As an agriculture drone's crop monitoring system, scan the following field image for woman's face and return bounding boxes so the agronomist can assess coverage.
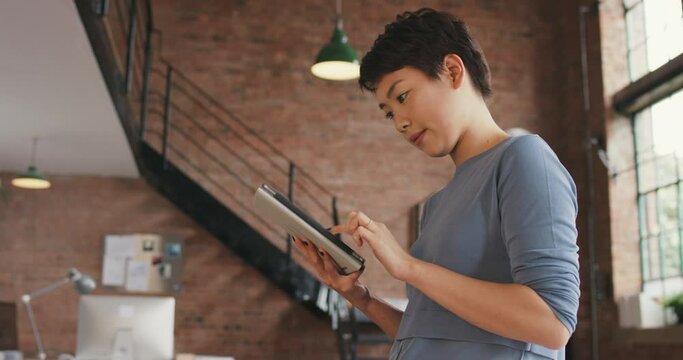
[374,64,469,158]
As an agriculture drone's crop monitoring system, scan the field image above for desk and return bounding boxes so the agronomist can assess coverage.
[0,352,235,360]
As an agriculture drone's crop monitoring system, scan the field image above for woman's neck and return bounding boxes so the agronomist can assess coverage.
[449,107,510,168]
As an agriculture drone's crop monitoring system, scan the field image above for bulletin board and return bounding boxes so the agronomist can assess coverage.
[101,234,184,293]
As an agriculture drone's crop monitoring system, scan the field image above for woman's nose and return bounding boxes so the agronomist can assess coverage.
[394,113,410,132]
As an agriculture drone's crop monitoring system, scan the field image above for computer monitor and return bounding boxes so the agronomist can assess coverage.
[76,295,175,360]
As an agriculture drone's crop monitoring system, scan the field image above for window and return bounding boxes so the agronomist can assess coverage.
[624,0,683,307]
[624,0,683,81]
[634,89,683,285]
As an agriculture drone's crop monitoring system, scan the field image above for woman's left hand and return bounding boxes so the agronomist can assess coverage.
[331,211,415,281]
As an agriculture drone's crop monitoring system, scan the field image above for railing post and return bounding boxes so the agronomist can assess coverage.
[139,28,153,140]
[162,66,173,169]
[124,0,138,94]
[287,162,296,264]
[332,196,339,226]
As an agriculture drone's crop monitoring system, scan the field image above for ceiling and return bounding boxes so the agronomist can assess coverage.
[0,0,138,178]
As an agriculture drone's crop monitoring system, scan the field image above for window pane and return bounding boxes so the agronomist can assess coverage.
[626,0,683,81]
[628,43,649,80]
[652,90,683,191]
[658,186,678,233]
[680,181,683,225]
[635,90,683,193]
[645,191,660,235]
[643,0,683,70]
[651,90,683,157]
[634,107,653,155]
[656,153,678,188]
[676,91,683,180]
[641,238,650,280]
[626,1,646,50]
[638,156,657,193]
[648,235,662,279]
[662,229,681,277]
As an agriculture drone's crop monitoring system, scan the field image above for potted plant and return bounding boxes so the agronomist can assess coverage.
[663,293,683,325]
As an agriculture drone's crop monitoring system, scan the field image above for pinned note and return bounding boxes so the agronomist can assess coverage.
[125,260,149,291]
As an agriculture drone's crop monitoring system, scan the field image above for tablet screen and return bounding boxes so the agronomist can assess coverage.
[262,184,364,264]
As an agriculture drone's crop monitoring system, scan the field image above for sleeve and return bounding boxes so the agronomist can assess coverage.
[497,135,580,334]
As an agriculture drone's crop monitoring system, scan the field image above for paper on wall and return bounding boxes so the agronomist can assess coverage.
[125,259,149,291]
[105,235,137,257]
[102,255,126,286]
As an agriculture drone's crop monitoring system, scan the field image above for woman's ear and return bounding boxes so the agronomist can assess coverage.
[442,54,465,89]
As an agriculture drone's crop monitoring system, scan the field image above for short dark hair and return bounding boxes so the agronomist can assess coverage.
[359,8,492,98]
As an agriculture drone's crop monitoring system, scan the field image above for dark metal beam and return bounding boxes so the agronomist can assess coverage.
[162,66,173,169]
[124,0,138,94]
[74,0,144,173]
[614,53,683,115]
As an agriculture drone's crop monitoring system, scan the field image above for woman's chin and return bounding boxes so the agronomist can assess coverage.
[422,146,450,158]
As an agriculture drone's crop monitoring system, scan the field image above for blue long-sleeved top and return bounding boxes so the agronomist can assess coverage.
[390,135,580,360]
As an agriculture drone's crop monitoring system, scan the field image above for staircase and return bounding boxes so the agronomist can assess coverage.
[76,0,392,358]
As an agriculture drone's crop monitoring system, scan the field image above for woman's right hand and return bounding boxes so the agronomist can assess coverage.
[291,234,366,301]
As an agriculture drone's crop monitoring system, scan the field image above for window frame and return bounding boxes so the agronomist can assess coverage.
[616,0,683,293]
[632,101,683,285]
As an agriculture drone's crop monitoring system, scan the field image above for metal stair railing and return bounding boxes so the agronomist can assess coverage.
[81,0,342,298]
[75,1,400,358]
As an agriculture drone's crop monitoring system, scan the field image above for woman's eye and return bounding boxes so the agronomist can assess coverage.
[385,112,394,121]
[397,92,408,104]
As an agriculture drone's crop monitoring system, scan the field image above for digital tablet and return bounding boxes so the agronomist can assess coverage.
[253,184,364,275]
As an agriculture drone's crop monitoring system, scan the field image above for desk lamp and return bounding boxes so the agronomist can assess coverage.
[21,268,96,360]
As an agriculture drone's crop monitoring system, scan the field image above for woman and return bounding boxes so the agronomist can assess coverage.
[293,8,579,360]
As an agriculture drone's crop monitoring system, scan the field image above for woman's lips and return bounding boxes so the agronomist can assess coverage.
[412,130,426,146]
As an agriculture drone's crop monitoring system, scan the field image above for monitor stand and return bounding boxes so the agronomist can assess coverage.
[112,329,134,360]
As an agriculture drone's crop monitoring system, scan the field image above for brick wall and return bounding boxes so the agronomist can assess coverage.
[0,174,337,359]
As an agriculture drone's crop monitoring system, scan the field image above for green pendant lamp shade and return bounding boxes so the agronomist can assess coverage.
[12,166,51,190]
[12,138,51,190]
[311,1,359,81]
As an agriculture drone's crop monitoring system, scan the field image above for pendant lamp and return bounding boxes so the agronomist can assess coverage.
[12,138,51,190]
[311,0,359,81]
